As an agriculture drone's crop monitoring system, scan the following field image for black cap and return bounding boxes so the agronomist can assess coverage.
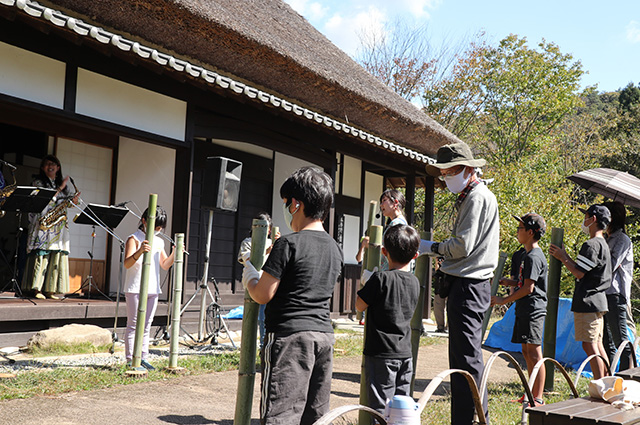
[513,213,546,237]
[578,204,611,227]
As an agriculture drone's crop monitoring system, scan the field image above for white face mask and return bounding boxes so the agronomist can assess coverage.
[581,218,593,235]
[282,202,299,231]
[444,169,471,194]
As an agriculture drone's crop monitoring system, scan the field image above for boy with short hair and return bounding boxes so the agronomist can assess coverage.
[550,204,612,379]
[242,166,344,425]
[356,224,420,421]
[492,213,548,406]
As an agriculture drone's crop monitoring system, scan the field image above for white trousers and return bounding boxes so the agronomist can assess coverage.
[125,292,159,361]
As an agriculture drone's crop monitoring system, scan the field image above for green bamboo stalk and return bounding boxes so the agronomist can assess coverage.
[131,194,157,370]
[168,233,185,369]
[234,218,269,425]
[410,231,431,395]
[544,227,564,391]
[359,224,382,425]
[481,251,508,341]
[358,201,378,322]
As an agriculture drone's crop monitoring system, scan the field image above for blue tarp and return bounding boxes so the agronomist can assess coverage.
[223,305,244,319]
[484,297,637,376]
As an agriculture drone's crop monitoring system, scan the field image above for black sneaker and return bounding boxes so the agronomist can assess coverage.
[140,360,155,371]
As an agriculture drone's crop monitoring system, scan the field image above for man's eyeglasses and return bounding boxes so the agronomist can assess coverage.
[437,166,464,181]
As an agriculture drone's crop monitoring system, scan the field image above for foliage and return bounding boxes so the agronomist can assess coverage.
[478,35,585,165]
[422,38,489,138]
[356,18,483,103]
[361,26,640,300]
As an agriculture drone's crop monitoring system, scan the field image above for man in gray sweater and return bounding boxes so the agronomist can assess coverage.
[420,142,500,425]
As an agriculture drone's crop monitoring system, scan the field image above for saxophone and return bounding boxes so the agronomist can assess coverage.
[0,168,17,218]
[38,177,79,230]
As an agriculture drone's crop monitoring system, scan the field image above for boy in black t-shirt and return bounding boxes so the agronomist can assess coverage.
[550,204,612,379]
[242,167,344,425]
[356,224,420,421]
[492,213,548,406]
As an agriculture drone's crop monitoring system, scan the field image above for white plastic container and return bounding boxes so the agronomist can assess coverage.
[384,395,420,425]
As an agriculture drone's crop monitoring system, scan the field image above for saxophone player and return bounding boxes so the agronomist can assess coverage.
[22,155,80,300]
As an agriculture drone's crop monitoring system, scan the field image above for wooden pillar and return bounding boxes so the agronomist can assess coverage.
[405,173,416,226]
[422,177,435,320]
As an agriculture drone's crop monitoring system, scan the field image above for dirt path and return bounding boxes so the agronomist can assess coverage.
[0,342,524,425]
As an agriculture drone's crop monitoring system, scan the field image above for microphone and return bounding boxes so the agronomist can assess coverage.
[114,201,130,208]
[0,159,16,170]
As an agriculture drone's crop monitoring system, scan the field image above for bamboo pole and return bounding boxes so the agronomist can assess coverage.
[131,194,157,371]
[358,224,382,425]
[167,233,185,371]
[410,231,431,395]
[544,227,564,391]
[481,252,508,341]
[357,201,378,322]
[234,218,269,425]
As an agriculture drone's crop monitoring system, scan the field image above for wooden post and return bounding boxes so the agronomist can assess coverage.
[410,231,431,395]
[544,227,564,391]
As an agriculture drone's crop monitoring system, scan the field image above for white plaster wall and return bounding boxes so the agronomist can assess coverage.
[76,69,187,141]
[342,156,361,198]
[343,214,361,265]
[0,41,65,109]
[56,138,113,260]
[363,171,385,230]
[272,153,317,236]
[108,137,176,295]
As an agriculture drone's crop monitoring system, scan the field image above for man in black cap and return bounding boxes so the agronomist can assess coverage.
[549,204,612,379]
[421,141,500,425]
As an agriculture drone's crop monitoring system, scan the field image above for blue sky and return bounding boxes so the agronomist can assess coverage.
[284,0,640,92]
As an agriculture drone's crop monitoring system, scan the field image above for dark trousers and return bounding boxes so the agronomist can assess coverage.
[604,293,633,371]
[261,331,334,425]
[364,355,413,423]
[447,275,490,425]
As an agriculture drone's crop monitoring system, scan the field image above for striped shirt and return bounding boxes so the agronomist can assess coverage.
[571,236,611,313]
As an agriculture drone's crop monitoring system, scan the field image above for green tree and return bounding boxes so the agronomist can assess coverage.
[478,35,585,164]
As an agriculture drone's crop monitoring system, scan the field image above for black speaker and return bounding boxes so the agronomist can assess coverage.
[201,157,243,211]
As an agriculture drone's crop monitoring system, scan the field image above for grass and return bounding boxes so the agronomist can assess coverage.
[333,330,447,358]
[0,351,240,401]
[420,371,591,424]
[2,332,592,425]
[27,342,113,357]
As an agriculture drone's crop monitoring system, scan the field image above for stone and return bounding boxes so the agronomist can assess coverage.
[27,324,112,349]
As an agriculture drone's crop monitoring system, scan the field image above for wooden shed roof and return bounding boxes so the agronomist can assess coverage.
[2,0,462,164]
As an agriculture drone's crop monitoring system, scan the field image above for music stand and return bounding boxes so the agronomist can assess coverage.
[66,203,128,300]
[0,186,56,299]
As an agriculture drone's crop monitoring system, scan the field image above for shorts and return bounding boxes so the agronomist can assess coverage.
[574,312,605,343]
[511,314,545,345]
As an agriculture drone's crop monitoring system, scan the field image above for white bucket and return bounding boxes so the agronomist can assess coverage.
[384,395,420,425]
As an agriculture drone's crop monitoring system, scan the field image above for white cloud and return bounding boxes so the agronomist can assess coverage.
[626,20,640,43]
[283,0,443,55]
[285,0,329,21]
[324,6,387,55]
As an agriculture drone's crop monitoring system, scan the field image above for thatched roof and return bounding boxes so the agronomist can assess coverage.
[4,0,462,161]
